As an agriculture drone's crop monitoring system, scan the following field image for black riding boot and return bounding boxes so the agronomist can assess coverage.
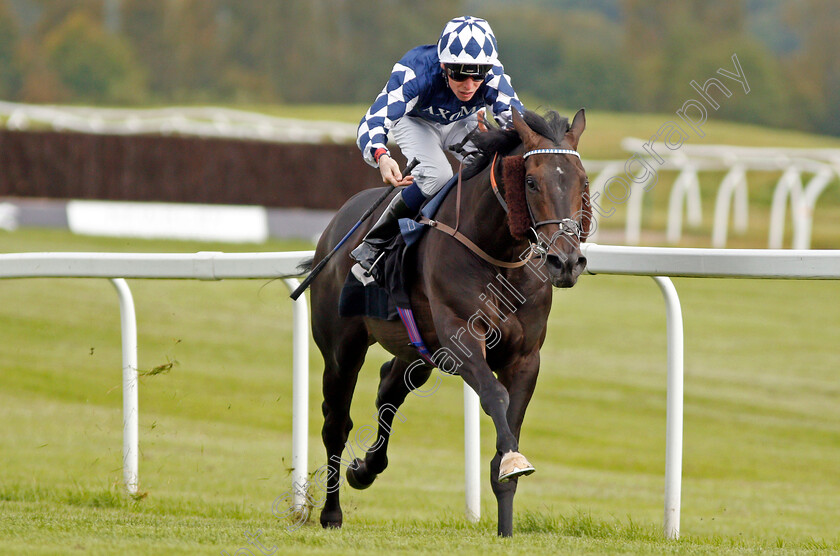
[350,190,416,273]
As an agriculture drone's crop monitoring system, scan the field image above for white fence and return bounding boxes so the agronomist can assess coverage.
[0,251,313,509]
[3,246,840,540]
[0,100,358,143]
[587,141,840,249]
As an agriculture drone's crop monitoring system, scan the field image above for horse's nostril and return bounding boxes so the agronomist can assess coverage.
[546,253,586,274]
[546,254,564,268]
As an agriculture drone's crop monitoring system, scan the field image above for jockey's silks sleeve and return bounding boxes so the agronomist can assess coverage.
[356,45,524,167]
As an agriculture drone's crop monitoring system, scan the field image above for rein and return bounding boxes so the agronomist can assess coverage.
[419,157,535,269]
[489,153,509,213]
[419,215,536,269]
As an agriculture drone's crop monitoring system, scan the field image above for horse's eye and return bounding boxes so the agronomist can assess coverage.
[525,176,538,191]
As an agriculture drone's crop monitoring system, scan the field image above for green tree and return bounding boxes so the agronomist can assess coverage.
[43,10,146,102]
[621,0,747,110]
[121,0,176,99]
[478,5,633,112]
[0,0,22,97]
[164,0,225,100]
[212,1,278,102]
[32,0,102,37]
[784,0,840,135]
[210,0,459,104]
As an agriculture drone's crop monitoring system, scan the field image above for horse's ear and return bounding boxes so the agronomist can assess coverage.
[564,108,586,150]
[511,109,541,150]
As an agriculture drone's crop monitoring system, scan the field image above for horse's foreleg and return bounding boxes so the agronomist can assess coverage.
[491,353,540,537]
[424,312,514,455]
[318,336,367,529]
[457,359,518,456]
[347,358,433,489]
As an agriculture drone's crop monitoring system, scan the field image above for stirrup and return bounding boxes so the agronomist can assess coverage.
[351,263,376,286]
[350,242,383,269]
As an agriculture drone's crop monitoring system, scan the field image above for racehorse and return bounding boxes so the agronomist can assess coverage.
[306,108,590,537]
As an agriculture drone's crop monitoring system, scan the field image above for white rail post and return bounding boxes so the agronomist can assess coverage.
[283,279,310,509]
[666,165,702,245]
[110,278,139,495]
[587,162,624,244]
[652,276,684,540]
[795,166,836,249]
[768,166,803,249]
[712,164,748,248]
[464,383,481,522]
[625,178,653,245]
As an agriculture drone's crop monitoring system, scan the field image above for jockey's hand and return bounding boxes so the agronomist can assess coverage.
[379,154,414,187]
[476,110,489,132]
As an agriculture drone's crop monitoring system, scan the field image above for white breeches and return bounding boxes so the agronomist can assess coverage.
[390,114,478,196]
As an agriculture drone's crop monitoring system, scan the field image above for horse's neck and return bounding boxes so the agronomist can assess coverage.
[438,163,527,262]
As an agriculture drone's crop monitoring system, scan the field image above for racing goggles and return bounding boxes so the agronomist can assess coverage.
[444,63,492,82]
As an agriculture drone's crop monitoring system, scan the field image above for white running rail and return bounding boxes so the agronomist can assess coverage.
[618,138,840,249]
[3,246,840,540]
[0,250,313,508]
[578,244,840,539]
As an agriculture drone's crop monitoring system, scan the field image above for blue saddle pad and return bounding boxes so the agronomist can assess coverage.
[399,172,460,247]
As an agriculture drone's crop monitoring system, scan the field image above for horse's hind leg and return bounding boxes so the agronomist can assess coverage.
[317,324,369,529]
[346,357,433,489]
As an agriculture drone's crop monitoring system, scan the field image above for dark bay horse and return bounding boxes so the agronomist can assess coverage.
[307,109,590,536]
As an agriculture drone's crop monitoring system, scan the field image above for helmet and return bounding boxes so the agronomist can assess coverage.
[437,16,499,66]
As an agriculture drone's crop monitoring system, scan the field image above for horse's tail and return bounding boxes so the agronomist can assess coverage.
[296,256,315,274]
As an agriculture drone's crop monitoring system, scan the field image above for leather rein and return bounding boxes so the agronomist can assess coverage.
[418,148,582,269]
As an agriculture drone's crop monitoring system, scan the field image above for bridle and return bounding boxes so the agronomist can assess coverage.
[418,146,585,270]
[492,148,584,257]
[522,148,583,242]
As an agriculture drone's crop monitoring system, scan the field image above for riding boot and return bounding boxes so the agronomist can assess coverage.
[350,190,416,273]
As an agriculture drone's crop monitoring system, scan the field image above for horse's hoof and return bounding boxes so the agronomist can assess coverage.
[319,509,343,529]
[498,451,535,483]
[346,458,376,490]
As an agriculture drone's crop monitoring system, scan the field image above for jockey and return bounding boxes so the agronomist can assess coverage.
[351,15,525,274]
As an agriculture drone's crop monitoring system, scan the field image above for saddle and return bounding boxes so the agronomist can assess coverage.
[337,172,461,321]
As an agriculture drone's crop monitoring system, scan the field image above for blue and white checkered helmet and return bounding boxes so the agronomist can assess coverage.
[437,16,499,66]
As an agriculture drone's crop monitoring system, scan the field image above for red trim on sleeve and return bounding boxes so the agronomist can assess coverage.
[374,148,388,163]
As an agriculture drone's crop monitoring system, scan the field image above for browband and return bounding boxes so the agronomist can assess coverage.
[522,148,581,160]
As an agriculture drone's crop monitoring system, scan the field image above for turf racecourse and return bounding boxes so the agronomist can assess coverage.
[1,229,839,555]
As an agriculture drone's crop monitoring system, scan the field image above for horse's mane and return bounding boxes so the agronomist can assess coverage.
[461,110,570,180]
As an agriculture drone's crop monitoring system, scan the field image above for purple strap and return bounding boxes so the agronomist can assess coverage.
[396,307,436,366]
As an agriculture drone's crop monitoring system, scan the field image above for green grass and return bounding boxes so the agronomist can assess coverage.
[1,229,839,554]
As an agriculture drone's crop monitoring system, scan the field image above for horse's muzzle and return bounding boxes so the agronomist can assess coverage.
[545,251,587,288]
